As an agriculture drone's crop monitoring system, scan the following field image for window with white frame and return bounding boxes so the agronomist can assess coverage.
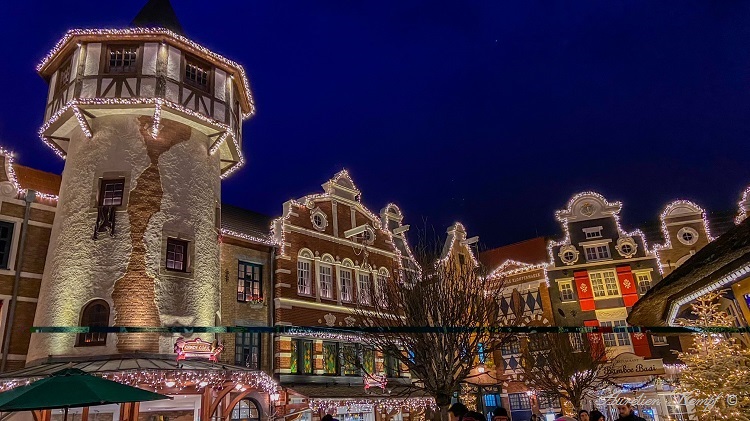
[297,251,312,295]
[319,264,333,299]
[559,281,575,302]
[636,272,652,294]
[601,320,631,347]
[589,270,619,298]
[340,269,353,302]
[583,226,603,239]
[358,272,371,305]
[584,244,611,261]
[652,335,668,346]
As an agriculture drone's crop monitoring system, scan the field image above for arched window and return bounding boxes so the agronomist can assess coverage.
[231,398,260,421]
[77,300,109,346]
[297,249,314,295]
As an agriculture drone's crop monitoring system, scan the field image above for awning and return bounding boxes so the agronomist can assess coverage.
[0,354,278,394]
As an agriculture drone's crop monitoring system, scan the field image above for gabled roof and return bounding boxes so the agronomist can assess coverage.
[13,165,61,198]
[480,237,548,272]
[221,204,275,245]
[628,217,750,326]
[131,0,185,35]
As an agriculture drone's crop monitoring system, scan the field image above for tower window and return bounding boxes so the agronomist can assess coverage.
[99,179,124,206]
[56,59,72,94]
[106,45,138,73]
[185,56,211,91]
[0,221,14,269]
[166,238,188,272]
[77,300,109,346]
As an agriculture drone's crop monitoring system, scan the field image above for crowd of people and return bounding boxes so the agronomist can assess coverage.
[447,402,647,421]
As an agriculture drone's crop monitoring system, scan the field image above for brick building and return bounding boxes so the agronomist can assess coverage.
[270,170,419,421]
[0,150,60,372]
[218,204,277,373]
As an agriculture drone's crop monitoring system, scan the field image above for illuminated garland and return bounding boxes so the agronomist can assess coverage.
[309,397,435,414]
[736,186,750,225]
[37,28,255,118]
[38,98,244,179]
[220,228,279,247]
[0,368,278,394]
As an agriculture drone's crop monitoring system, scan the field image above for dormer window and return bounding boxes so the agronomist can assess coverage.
[185,56,211,92]
[583,226,603,239]
[106,45,138,73]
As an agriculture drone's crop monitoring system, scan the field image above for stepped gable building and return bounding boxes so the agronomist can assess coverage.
[0,150,60,372]
[270,170,421,421]
[546,192,693,419]
[480,238,560,420]
[0,2,280,420]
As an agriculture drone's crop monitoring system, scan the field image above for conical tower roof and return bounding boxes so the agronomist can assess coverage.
[131,0,185,35]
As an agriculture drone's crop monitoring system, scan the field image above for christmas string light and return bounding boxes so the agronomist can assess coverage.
[38,98,245,178]
[37,28,255,118]
[0,146,59,202]
[151,99,162,139]
[71,105,92,139]
[736,185,750,225]
[220,228,278,247]
[309,397,436,414]
[208,131,230,156]
[0,367,279,395]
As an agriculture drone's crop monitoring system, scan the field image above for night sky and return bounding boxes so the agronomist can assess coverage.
[1,1,749,249]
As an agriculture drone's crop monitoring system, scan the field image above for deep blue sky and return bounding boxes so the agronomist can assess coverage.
[1,1,749,248]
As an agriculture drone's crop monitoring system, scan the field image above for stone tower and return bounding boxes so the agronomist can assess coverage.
[27,0,254,362]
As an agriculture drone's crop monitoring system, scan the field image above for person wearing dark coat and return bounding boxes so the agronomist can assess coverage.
[616,404,646,421]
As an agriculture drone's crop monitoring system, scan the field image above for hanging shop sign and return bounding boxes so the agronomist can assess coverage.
[174,337,224,362]
[602,352,665,378]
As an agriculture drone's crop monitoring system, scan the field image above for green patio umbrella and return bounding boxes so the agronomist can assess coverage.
[0,368,170,419]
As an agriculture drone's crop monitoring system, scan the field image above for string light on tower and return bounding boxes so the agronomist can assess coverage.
[37,28,256,118]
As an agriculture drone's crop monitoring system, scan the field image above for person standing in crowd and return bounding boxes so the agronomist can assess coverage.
[589,410,606,421]
[449,403,469,421]
[616,404,646,421]
[578,409,589,421]
[490,407,510,421]
[462,411,488,421]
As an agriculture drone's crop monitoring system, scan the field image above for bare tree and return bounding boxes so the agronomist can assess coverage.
[519,332,609,412]
[352,230,513,421]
